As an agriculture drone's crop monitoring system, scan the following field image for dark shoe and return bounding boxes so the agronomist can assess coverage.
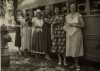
[69,65,75,70]
[45,55,51,61]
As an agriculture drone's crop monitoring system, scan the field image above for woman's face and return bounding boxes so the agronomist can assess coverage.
[55,8,59,15]
[45,9,49,15]
[36,12,41,18]
[16,11,24,21]
[45,6,50,13]
[70,4,76,13]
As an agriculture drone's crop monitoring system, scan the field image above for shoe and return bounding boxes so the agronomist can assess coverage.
[63,63,68,66]
[58,62,62,65]
[45,55,51,60]
[69,65,75,70]
[75,65,80,71]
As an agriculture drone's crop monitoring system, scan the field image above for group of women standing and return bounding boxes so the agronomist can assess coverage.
[15,9,51,55]
[15,3,85,71]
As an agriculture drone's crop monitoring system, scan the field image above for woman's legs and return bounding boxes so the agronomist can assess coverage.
[63,56,68,66]
[74,57,79,66]
[58,54,62,65]
[58,54,69,66]
[17,47,22,55]
[45,53,51,60]
[74,57,80,71]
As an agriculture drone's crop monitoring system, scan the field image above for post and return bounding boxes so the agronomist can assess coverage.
[86,0,90,15]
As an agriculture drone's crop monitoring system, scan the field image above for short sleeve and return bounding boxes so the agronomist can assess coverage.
[65,15,68,24]
[32,18,34,23]
[79,13,82,17]
[32,18,35,26]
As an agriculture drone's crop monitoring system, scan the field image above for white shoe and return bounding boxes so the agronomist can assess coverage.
[58,62,62,65]
[63,63,68,66]
[75,65,80,71]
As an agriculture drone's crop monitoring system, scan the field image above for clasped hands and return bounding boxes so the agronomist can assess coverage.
[69,23,78,27]
[65,23,80,28]
[35,28,42,32]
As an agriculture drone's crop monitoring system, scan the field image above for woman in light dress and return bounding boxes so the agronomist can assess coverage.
[32,9,45,54]
[16,10,31,53]
[63,3,85,70]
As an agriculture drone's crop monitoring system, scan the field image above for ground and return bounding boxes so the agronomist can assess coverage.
[1,33,100,71]
[1,46,100,71]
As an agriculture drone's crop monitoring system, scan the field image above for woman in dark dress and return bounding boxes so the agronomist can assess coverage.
[15,11,22,52]
[43,6,53,60]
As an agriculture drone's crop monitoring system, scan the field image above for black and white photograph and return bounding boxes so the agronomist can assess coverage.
[0,0,100,71]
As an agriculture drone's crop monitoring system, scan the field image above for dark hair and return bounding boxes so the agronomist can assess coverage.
[0,6,5,16]
[69,3,78,12]
[54,7,60,15]
[70,2,77,7]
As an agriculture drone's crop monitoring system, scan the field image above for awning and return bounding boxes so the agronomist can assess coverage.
[18,0,67,10]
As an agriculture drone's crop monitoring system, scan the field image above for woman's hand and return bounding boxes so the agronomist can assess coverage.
[63,25,66,31]
[63,24,70,32]
[36,28,42,32]
[69,23,75,27]
[69,23,80,27]
[72,23,82,28]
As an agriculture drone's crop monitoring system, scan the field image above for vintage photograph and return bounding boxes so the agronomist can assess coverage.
[0,0,100,71]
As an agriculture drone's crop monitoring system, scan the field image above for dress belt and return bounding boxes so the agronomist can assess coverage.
[35,26,42,28]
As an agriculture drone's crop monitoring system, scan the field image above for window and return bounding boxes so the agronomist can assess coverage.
[77,0,87,15]
[90,0,100,15]
[77,0,100,15]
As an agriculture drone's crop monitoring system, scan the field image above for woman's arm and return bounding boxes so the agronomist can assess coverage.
[63,16,68,31]
[51,22,54,40]
[79,15,85,28]
[15,24,21,27]
[71,15,85,28]
[63,24,67,31]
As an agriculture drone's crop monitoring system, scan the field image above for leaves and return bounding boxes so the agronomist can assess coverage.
[17,0,25,5]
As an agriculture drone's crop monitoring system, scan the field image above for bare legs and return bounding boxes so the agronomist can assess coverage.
[58,54,68,66]
[58,54,62,65]
[74,57,80,71]
[63,57,68,66]
[17,47,22,55]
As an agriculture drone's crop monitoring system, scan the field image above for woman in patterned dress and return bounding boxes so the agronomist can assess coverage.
[51,7,65,65]
[63,3,85,70]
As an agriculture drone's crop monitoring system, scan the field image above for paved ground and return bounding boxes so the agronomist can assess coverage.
[1,53,100,71]
[1,32,100,71]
